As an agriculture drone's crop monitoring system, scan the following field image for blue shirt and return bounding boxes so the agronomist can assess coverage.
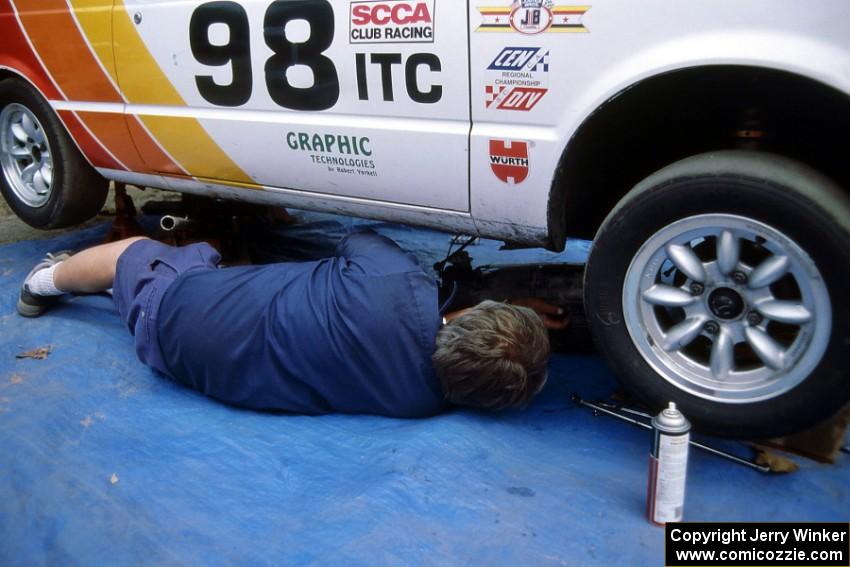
[156,231,447,417]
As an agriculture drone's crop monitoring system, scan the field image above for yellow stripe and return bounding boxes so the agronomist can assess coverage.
[476,27,588,33]
[112,2,254,184]
[551,5,592,12]
[195,177,263,191]
[68,0,119,86]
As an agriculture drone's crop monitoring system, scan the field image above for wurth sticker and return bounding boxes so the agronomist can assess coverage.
[485,47,549,111]
[477,1,590,34]
[489,140,529,184]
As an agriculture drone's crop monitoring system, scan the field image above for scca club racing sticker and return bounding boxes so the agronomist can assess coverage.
[350,0,436,44]
[287,131,378,177]
[485,47,549,111]
[477,0,590,34]
[489,140,529,184]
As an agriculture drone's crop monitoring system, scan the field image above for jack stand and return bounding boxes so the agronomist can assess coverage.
[104,183,147,243]
[140,194,281,264]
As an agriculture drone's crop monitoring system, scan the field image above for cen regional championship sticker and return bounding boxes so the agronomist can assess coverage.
[477,0,590,34]
[350,0,436,44]
[485,47,549,111]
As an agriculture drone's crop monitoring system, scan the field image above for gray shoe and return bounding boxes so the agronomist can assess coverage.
[17,251,73,318]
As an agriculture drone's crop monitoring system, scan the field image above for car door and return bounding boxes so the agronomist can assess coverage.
[468,0,590,242]
[113,0,469,211]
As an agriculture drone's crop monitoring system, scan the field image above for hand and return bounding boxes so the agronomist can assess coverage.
[509,298,570,330]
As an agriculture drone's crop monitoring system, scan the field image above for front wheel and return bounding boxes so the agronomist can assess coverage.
[0,78,108,228]
[585,151,850,439]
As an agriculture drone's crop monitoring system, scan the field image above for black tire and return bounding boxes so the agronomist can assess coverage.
[0,77,108,229]
[585,151,850,439]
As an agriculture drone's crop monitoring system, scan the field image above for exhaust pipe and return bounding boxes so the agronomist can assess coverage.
[160,215,195,232]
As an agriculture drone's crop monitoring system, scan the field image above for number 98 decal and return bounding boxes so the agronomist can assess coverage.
[189,0,442,110]
[190,0,339,111]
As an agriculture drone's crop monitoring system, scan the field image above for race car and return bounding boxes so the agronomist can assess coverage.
[1,0,849,438]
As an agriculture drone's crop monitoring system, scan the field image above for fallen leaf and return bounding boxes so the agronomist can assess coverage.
[110,473,119,485]
[16,346,52,360]
[753,448,800,473]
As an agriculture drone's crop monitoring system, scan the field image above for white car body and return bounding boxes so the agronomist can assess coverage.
[3,0,847,246]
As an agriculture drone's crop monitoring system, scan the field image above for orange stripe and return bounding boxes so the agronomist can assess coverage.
[75,111,148,171]
[57,110,123,170]
[14,0,187,177]
[125,117,185,176]
[0,0,122,169]
[0,0,63,99]
[77,112,188,176]
[15,0,120,102]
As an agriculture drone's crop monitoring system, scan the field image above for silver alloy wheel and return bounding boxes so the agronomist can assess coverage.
[623,214,831,403]
[0,103,53,208]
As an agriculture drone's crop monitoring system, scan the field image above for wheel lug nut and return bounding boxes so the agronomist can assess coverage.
[747,312,763,326]
[732,271,748,285]
[690,283,704,295]
[704,321,720,335]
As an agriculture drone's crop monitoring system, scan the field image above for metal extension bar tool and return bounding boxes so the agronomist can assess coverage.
[571,394,772,474]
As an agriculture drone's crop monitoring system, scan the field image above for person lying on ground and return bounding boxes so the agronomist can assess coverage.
[16,230,567,417]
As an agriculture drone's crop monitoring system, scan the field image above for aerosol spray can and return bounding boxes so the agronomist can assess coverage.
[647,402,690,525]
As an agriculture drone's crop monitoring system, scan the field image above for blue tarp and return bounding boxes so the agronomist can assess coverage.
[1,213,847,566]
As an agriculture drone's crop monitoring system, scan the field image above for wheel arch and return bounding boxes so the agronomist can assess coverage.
[0,65,57,105]
[546,64,850,247]
[0,66,123,174]
[0,67,112,228]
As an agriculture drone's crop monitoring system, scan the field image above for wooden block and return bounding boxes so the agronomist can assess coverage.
[759,406,850,464]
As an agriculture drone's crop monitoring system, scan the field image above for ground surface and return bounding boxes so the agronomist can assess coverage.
[0,185,174,244]
[0,212,847,566]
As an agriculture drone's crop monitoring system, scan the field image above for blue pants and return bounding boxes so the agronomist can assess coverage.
[112,239,221,374]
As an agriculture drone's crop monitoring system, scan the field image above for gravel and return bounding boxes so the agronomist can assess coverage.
[0,184,176,245]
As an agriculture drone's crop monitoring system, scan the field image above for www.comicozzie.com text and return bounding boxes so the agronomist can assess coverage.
[670,526,848,546]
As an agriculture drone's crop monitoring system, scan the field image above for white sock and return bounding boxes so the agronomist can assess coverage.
[26,264,64,296]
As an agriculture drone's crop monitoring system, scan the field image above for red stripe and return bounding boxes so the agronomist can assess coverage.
[57,110,124,170]
[647,455,663,526]
[0,0,63,99]
[0,1,122,170]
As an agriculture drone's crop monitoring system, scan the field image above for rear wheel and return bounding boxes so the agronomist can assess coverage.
[0,78,107,228]
[585,151,850,439]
